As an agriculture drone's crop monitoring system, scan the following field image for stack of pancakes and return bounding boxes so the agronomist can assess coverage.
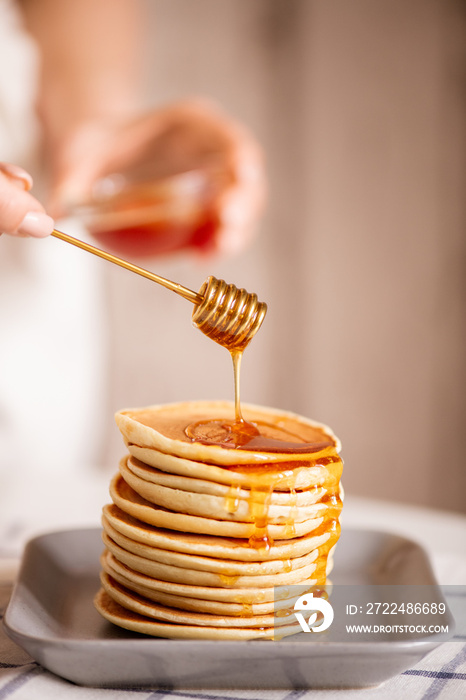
[95,401,343,640]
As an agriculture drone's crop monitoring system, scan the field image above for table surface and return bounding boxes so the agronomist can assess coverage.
[1,472,465,700]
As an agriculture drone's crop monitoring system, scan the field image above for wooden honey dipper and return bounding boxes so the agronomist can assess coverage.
[51,229,267,351]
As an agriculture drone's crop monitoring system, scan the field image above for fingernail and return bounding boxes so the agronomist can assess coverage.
[0,163,33,191]
[15,212,54,238]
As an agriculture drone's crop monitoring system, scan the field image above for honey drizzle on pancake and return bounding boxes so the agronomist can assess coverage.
[115,328,342,626]
[218,570,240,586]
[184,338,343,569]
[224,484,241,514]
[240,602,253,617]
[311,458,343,585]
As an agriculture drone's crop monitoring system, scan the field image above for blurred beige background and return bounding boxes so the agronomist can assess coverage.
[101,0,466,514]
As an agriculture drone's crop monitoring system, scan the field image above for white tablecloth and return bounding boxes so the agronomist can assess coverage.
[1,476,465,700]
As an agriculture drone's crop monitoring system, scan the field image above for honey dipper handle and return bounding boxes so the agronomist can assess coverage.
[51,229,203,305]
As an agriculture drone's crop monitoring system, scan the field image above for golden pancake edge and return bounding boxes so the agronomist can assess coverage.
[96,400,343,640]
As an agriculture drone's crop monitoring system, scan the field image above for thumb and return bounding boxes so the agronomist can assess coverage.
[0,165,54,238]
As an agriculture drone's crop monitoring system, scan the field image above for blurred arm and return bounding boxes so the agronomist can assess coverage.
[19,0,143,157]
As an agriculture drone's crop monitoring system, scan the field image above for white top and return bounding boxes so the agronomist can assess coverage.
[0,0,107,487]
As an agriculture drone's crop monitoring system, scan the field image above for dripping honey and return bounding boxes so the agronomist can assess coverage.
[184,289,342,609]
[184,338,342,561]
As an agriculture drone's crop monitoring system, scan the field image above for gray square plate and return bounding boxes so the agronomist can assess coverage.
[3,527,447,689]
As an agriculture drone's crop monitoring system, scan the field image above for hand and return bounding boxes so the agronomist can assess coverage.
[0,164,54,238]
[47,99,266,256]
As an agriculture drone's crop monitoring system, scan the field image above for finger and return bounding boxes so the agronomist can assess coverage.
[216,195,258,256]
[0,162,34,191]
[0,172,54,237]
[46,122,124,218]
[214,155,266,256]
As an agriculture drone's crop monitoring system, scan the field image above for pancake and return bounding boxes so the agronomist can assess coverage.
[100,572,297,629]
[119,457,328,524]
[95,588,301,640]
[96,400,343,640]
[102,504,333,561]
[126,444,334,491]
[110,474,326,540]
[101,549,310,604]
[102,518,321,575]
[98,564,300,616]
[116,400,340,466]
[126,455,327,505]
[102,531,321,588]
